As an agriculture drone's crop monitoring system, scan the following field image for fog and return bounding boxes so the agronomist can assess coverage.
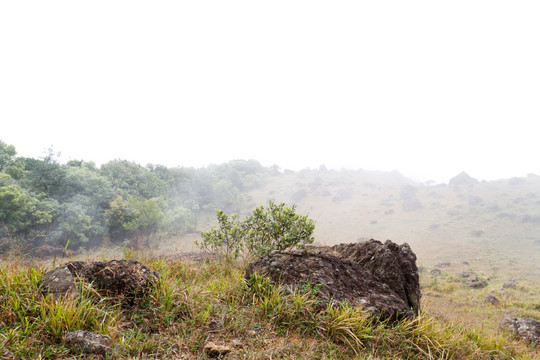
[1,1,539,184]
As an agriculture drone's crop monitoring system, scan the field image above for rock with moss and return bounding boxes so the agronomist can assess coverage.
[313,239,421,315]
[42,260,159,305]
[499,317,540,345]
[245,250,414,322]
[63,330,111,355]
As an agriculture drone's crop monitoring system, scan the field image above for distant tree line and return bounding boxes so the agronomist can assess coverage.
[0,140,272,253]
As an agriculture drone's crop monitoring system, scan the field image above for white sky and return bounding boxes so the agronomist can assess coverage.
[1,1,539,183]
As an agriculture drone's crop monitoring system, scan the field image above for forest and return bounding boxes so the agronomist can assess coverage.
[0,139,272,253]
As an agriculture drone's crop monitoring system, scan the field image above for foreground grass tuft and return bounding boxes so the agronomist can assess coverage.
[0,255,538,359]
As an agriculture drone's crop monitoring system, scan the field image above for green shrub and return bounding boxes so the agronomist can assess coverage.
[197,201,315,259]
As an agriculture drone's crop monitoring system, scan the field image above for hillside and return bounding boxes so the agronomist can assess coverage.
[1,145,540,358]
[244,169,540,279]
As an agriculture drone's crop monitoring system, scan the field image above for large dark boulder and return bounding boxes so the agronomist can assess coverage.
[42,260,159,305]
[499,317,540,345]
[316,240,421,315]
[245,250,414,322]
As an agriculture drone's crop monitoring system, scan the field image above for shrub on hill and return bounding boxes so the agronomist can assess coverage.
[197,201,315,259]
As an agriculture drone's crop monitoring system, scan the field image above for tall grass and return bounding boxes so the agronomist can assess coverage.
[0,255,537,359]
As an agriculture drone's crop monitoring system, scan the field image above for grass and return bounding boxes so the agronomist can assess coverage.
[1,251,539,359]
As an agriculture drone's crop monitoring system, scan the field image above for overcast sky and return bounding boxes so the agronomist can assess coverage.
[1,1,539,183]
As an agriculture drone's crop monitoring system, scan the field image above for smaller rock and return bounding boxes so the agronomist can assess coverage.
[485,294,499,305]
[435,262,451,268]
[499,317,540,345]
[41,265,77,300]
[502,280,517,289]
[63,330,111,355]
[467,280,487,288]
[430,268,441,275]
[459,272,472,278]
[204,342,231,358]
[462,261,469,265]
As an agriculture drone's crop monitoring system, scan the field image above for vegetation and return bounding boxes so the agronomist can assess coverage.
[0,253,538,359]
[1,139,540,357]
[0,140,270,253]
[198,201,315,259]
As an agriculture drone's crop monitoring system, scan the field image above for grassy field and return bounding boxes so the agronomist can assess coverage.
[1,169,539,358]
[1,251,538,359]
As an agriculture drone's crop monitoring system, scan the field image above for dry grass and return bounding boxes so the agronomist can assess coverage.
[1,251,538,359]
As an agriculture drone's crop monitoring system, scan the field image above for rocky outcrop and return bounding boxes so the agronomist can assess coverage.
[245,249,414,322]
[449,171,478,187]
[63,330,111,355]
[499,317,540,345]
[315,240,421,315]
[42,260,159,305]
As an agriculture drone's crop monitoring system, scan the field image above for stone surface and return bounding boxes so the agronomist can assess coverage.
[435,262,451,268]
[204,341,231,358]
[245,250,414,322]
[499,317,540,345]
[467,279,487,288]
[317,239,421,314]
[63,330,111,355]
[42,260,159,305]
[41,265,77,300]
[485,294,499,305]
[502,280,517,289]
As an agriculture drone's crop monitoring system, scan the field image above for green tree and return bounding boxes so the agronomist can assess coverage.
[21,157,66,198]
[0,177,54,248]
[104,195,136,243]
[0,140,25,180]
[101,160,166,198]
[104,195,164,247]
[0,140,17,172]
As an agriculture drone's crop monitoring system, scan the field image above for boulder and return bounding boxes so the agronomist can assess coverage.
[467,279,487,288]
[42,260,159,305]
[63,330,111,355]
[485,294,499,305]
[499,317,540,345]
[502,280,517,289]
[41,265,78,300]
[316,240,421,315]
[245,250,414,322]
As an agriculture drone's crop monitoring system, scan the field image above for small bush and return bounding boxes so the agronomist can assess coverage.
[198,201,315,259]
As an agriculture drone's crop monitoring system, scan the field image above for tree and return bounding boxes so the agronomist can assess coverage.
[0,177,54,248]
[198,201,315,259]
[0,140,25,180]
[0,140,17,172]
[104,195,164,247]
[101,160,166,198]
[104,195,136,243]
